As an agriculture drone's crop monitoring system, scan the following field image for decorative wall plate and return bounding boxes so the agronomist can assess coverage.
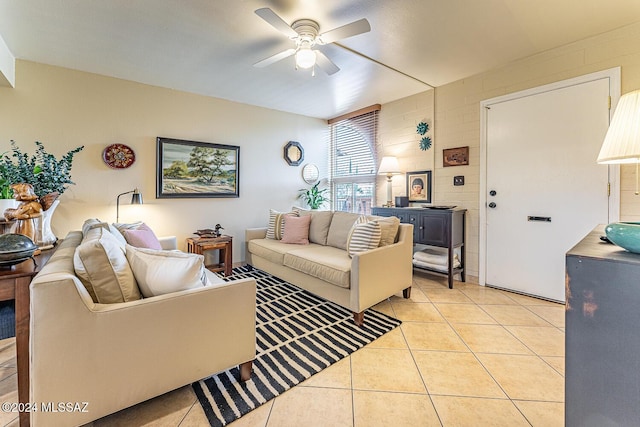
[102,144,135,169]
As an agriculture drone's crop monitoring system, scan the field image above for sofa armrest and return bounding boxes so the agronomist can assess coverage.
[158,235,177,250]
[245,228,267,265]
[30,275,256,426]
[246,227,267,241]
[350,223,414,311]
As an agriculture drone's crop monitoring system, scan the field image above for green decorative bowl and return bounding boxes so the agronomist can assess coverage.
[605,222,640,254]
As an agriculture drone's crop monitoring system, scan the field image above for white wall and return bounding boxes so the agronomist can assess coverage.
[432,21,640,280]
[377,90,435,204]
[0,61,328,261]
[0,34,14,87]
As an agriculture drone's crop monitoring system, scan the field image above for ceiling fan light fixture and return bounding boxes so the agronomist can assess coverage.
[295,45,316,69]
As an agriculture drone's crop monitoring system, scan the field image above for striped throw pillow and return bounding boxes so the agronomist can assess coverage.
[347,220,382,257]
[266,209,298,240]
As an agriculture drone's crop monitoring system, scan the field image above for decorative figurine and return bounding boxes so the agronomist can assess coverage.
[4,183,43,242]
[194,224,224,238]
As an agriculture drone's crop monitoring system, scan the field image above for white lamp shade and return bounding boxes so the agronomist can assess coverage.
[597,89,640,164]
[378,156,401,175]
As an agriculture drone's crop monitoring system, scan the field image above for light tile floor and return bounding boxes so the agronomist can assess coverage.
[0,271,566,426]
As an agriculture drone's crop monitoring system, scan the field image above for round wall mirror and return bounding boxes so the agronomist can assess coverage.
[302,163,319,184]
[284,141,304,166]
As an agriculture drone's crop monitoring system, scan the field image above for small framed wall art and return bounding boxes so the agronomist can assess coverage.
[156,137,240,198]
[443,146,469,167]
[406,170,432,203]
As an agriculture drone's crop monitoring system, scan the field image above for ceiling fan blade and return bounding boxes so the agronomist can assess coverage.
[253,48,296,68]
[318,18,371,44]
[315,50,340,75]
[255,8,298,38]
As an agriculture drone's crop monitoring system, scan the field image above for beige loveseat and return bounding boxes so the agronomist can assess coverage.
[246,210,413,325]
[30,225,256,426]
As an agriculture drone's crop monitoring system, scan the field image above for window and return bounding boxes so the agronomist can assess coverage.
[329,106,379,215]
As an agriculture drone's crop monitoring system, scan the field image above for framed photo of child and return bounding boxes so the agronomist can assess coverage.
[406,170,432,203]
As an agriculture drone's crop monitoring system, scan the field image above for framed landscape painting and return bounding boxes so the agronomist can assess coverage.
[156,137,240,198]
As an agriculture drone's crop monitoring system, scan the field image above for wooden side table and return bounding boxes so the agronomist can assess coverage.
[0,246,57,427]
[186,235,233,276]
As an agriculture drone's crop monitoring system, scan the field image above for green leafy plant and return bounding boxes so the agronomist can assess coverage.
[0,141,84,199]
[297,182,329,210]
[0,155,14,199]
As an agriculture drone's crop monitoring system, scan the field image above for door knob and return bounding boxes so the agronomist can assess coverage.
[488,202,497,208]
[489,190,497,196]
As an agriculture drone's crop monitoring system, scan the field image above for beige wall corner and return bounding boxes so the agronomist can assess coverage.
[0,34,15,87]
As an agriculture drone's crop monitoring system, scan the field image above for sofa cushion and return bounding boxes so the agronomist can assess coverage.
[284,246,352,289]
[281,214,311,245]
[326,211,364,250]
[81,218,105,236]
[347,221,382,257]
[293,208,333,245]
[73,227,141,303]
[125,245,208,297]
[266,209,297,240]
[248,238,319,265]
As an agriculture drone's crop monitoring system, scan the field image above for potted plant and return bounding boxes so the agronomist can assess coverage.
[297,182,329,210]
[0,140,84,247]
[0,160,18,215]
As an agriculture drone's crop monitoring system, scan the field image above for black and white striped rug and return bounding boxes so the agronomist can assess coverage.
[192,266,402,427]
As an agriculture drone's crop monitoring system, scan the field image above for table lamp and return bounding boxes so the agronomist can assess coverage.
[597,89,640,252]
[378,156,402,207]
[116,188,143,222]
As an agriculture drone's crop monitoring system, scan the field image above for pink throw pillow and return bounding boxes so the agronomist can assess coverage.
[281,214,311,245]
[123,223,163,250]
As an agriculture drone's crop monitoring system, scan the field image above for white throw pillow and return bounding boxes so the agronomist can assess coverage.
[347,220,382,257]
[125,245,209,297]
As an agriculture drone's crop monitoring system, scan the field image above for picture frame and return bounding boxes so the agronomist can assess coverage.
[443,146,469,167]
[156,137,240,198]
[406,170,432,203]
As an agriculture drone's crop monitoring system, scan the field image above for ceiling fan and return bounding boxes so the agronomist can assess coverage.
[253,7,371,76]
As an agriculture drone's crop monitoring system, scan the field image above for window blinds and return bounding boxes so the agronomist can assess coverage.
[328,106,380,213]
[329,109,378,179]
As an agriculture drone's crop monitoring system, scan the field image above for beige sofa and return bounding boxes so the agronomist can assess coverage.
[246,210,413,325]
[30,228,257,427]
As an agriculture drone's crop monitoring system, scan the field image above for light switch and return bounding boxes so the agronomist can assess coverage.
[454,176,464,186]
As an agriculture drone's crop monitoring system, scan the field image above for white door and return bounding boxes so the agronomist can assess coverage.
[484,77,612,302]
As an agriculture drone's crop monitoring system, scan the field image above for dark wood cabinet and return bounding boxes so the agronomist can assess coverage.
[372,207,466,288]
[565,226,640,426]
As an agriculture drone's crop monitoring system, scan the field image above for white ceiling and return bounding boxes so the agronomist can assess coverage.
[1,0,640,119]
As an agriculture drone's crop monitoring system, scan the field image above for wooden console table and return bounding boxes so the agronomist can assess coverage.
[186,235,233,276]
[372,207,466,289]
[0,246,57,427]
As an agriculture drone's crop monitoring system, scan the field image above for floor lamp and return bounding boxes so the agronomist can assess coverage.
[378,156,402,207]
[116,188,143,222]
[597,89,640,252]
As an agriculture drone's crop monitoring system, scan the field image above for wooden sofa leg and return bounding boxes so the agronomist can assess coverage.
[403,286,412,299]
[353,311,364,326]
[239,360,253,382]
